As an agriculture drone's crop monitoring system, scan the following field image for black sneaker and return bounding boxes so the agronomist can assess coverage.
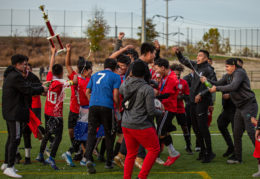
[227,155,242,164]
[86,161,96,174]
[105,161,114,169]
[223,147,234,157]
[15,153,22,164]
[185,146,193,155]
[24,157,32,165]
[73,153,83,161]
[202,152,216,163]
[196,152,204,160]
[98,155,106,162]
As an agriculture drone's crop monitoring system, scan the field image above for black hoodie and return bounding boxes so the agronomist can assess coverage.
[2,66,44,122]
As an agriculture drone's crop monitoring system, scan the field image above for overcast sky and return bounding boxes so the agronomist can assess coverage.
[1,0,259,27]
[0,0,259,46]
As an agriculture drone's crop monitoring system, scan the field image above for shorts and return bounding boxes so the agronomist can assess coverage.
[176,113,188,126]
[68,111,79,129]
[156,111,176,136]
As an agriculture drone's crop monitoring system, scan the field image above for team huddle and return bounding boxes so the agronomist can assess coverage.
[2,32,260,179]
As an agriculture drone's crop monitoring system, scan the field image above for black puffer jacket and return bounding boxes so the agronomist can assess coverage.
[2,66,44,122]
[176,52,217,104]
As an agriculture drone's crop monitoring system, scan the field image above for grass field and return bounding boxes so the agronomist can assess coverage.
[0,89,260,179]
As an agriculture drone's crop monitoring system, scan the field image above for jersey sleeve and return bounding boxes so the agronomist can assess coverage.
[183,80,190,95]
[46,71,53,81]
[113,74,122,89]
[87,76,93,89]
[68,71,76,80]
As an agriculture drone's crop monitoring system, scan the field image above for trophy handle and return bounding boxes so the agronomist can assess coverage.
[39,5,45,12]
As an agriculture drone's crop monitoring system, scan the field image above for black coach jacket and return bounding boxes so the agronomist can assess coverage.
[2,66,44,122]
[176,52,217,104]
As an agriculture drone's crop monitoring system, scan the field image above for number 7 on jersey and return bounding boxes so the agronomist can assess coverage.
[96,73,106,84]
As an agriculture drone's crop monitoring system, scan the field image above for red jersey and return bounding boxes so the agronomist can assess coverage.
[31,96,41,109]
[68,71,80,113]
[44,72,64,117]
[159,71,179,113]
[176,79,190,114]
[77,75,90,106]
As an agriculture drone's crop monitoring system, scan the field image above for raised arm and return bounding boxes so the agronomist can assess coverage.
[49,46,56,72]
[154,40,160,59]
[113,32,125,52]
[65,43,73,75]
[109,45,134,59]
[172,47,197,70]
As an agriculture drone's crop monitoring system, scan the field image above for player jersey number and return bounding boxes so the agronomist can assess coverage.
[47,91,57,104]
[96,73,106,84]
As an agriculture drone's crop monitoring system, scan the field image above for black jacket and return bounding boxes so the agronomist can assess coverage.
[209,68,256,108]
[2,66,44,122]
[176,52,217,104]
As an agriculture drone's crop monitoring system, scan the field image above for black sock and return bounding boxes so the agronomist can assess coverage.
[100,138,106,157]
[114,142,121,157]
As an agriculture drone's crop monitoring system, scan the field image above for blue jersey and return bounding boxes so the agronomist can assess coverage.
[87,69,121,109]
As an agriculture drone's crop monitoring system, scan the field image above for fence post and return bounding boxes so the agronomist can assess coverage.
[64,10,66,38]
[114,11,117,38]
[131,12,133,38]
[29,9,31,34]
[246,29,248,56]
[11,8,13,36]
[251,28,254,56]
[234,29,236,53]
[191,28,193,46]
[240,29,242,56]
[178,27,180,46]
[257,28,259,56]
[81,10,83,39]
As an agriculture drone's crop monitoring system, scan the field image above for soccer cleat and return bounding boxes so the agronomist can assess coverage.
[36,153,45,163]
[44,148,51,157]
[98,155,106,162]
[3,167,22,178]
[24,157,32,165]
[45,157,59,170]
[252,165,260,177]
[155,157,165,165]
[80,160,86,166]
[202,152,216,163]
[164,154,180,166]
[227,155,242,164]
[185,146,193,155]
[114,153,125,168]
[73,152,83,161]
[196,152,205,161]
[195,147,201,152]
[62,152,75,167]
[86,161,96,174]
[105,161,114,169]
[15,153,22,164]
[223,147,234,157]
[134,157,143,169]
[1,163,7,171]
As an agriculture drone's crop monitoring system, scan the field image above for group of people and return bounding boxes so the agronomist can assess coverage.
[1,31,260,179]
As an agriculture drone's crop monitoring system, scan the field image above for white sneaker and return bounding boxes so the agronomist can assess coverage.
[1,163,7,171]
[155,158,165,165]
[195,147,201,152]
[3,167,22,178]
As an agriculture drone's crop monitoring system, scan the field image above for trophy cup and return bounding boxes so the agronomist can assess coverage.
[39,5,66,54]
